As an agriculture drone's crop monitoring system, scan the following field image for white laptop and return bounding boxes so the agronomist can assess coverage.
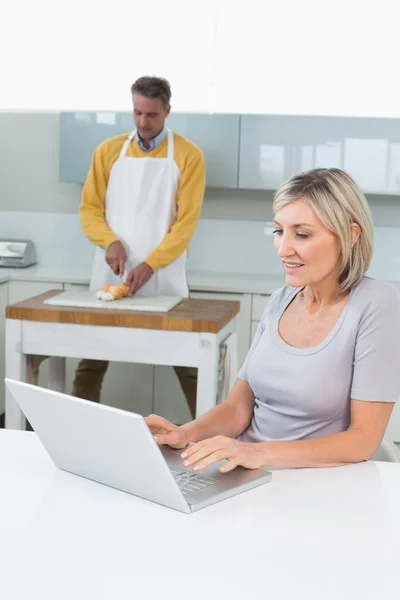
[5,379,272,513]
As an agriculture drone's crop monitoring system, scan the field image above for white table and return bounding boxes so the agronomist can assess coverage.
[5,292,239,429]
[1,430,400,600]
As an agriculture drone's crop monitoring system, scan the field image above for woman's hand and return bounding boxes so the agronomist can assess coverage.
[180,436,266,473]
[144,414,188,449]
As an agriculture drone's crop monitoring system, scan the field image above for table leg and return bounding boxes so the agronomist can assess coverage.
[5,319,27,430]
[196,335,219,418]
[48,357,67,394]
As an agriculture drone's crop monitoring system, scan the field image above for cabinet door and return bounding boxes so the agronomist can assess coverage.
[168,114,240,188]
[250,321,259,342]
[59,112,133,184]
[0,283,8,414]
[252,294,270,321]
[60,111,240,189]
[250,295,270,344]
[239,114,400,194]
[239,115,295,190]
[191,291,252,366]
[153,292,252,425]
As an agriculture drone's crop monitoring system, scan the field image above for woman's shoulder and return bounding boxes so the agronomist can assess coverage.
[261,284,300,321]
[350,277,400,329]
[352,276,400,307]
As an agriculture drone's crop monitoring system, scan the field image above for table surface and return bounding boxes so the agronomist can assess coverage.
[1,430,400,600]
[5,290,240,333]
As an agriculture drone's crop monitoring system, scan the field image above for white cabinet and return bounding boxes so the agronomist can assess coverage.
[239,115,400,194]
[0,282,8,414]
[250,294,270,344]
[250,321,259,342]
[190,291,252,366]
[153,291,252,425]
[167,115,240,188]
[252,294,270,321]
[60,112,240,189]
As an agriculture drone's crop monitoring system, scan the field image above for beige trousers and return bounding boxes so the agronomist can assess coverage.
[26,356,198,419]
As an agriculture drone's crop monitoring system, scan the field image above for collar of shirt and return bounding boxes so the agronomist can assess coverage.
[136,127,168,153]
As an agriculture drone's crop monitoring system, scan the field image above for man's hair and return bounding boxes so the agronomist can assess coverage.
[130,76,171,109]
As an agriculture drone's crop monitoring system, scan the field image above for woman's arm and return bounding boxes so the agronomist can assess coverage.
[181,399,394,472]
[181,378,256,443]
[257,399,394,468]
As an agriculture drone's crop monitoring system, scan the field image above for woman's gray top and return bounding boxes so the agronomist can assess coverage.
[238,277,400,443]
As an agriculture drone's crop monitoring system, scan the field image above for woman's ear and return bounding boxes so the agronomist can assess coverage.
[350,223,361,247]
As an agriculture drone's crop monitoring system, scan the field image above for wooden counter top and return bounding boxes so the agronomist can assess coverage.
[6,290,240,334]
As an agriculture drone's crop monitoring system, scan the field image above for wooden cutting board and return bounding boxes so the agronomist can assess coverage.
[43,290,182,312]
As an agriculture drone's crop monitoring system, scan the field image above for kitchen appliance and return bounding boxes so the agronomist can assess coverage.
[0,239,36,268]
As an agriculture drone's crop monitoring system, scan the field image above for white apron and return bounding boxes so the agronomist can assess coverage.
[90,129,189,297]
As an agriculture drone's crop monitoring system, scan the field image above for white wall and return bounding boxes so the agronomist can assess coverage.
[2,1,400,118]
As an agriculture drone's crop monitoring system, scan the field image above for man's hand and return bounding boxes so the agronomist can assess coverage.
[126,262,154,295]
[105,241,127,276]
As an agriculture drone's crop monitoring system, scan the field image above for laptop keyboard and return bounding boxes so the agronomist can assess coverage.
[170,469,218,495]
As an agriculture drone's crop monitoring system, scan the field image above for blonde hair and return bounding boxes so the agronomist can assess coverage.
[273,168,373,293]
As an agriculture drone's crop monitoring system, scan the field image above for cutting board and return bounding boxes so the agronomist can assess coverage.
[43,290,182,312]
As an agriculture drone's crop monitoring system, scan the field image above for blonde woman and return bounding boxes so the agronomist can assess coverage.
[146,168,400,471]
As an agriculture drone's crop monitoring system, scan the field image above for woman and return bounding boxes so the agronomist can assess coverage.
[146,168,400,472]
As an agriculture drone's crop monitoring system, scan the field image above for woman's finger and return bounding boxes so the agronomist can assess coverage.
[180,439,207,459]
[182,440,217,465]
[145,415,169,429]
[189,449,227,473]
[152,434,170,445]
[218,458,239,473]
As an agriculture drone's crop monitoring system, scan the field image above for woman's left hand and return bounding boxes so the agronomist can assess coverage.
[180,436,266,473]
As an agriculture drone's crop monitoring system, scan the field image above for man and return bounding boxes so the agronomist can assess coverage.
[73,76,205,418]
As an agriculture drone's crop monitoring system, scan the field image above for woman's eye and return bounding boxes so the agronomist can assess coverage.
[296,233,309,239]
[272,229,283,235]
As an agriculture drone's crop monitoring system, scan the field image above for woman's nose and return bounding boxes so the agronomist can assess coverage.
[276,234,295,258]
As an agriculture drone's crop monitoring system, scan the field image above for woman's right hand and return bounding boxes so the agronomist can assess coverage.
[144,414,189,449]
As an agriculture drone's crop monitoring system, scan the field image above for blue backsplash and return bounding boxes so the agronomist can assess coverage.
[0,212,399,281]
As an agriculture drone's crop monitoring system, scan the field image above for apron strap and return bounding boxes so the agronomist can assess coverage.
[167,129,174,162]
[119,130,136,158]
[119,129,173,160]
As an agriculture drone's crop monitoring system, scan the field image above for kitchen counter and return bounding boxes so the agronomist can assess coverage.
[0,265,399,296]
[0,265,90,285]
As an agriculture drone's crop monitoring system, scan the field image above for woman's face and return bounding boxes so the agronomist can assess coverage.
[273,197,342,289]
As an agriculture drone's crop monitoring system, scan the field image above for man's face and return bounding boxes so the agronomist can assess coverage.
[133,93,170,141]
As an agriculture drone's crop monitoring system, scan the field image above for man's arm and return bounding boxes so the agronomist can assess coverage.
[79,142,120,250]
[144,146,206,271]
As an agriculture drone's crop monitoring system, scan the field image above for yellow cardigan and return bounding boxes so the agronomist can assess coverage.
[79,131,206,272]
